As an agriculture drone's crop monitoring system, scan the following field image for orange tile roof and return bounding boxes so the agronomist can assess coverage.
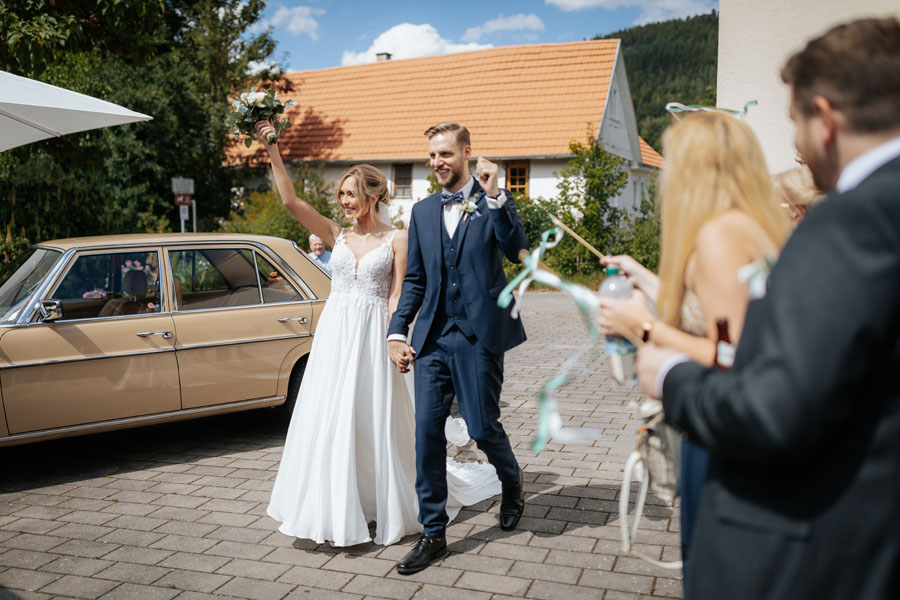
[233,39,640,165]
[639,137,664,168]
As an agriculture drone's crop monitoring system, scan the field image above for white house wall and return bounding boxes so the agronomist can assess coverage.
[718,0,900,172]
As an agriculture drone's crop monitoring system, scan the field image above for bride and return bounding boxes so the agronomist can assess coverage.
[256,122,501,546]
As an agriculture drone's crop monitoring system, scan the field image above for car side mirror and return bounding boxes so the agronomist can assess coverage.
[38,299,63,322]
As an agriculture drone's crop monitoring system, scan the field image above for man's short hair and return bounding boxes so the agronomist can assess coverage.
[781,17,900,133]
[309,234,321,244]
[424,122,471,148]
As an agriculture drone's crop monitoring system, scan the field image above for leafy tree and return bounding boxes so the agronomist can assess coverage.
[0,0,281,262]
[543,134,628,275]
[511,135,659,284]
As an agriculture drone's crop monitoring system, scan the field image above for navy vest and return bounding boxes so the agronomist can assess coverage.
[434,217,475,339]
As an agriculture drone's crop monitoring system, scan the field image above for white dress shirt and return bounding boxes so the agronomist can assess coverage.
[442,176,507,238]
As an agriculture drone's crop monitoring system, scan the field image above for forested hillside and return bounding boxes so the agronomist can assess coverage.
[599,11,718,150]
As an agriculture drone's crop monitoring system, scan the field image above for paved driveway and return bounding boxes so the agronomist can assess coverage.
[0,292,682,600]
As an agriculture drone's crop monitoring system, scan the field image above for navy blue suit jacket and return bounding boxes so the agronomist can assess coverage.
[388,182,528,356]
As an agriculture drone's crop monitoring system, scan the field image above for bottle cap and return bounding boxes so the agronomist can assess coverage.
[605,266,619,276]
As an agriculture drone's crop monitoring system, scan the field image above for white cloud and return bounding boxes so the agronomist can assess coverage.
[246,58,281,76]
[461,13,545,43]
[342,23,492,66]
[545,0,716,24]
[250,5,325,40]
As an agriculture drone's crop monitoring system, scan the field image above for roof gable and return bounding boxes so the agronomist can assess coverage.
[234,39,622,164]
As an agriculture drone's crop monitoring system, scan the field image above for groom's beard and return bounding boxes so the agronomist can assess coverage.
[435,168,463,190]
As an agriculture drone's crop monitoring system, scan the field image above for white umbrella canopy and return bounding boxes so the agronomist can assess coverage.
[0,70,152,152]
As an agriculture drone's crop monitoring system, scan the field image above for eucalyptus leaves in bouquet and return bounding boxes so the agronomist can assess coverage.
[226,88,297,147]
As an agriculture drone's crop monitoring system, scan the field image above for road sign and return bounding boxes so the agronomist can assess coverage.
[179,205,190,221]
[174,193,192,206]
[171,177,194,194]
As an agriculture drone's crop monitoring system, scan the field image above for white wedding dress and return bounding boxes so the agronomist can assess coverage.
[268,228,501,546]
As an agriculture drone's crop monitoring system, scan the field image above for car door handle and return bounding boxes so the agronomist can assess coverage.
[137,331,173,339]
[276,317,308,324]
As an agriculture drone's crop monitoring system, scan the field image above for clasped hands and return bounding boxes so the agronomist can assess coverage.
[389,340,416,374]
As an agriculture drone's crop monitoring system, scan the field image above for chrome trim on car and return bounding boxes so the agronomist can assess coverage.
[0,347,176,370]
[15,247,73,326]
[0,396,285,443]
[175,333,312,351]
[169,298,321,315]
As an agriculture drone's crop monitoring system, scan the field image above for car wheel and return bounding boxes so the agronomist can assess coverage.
[279,355,308,416]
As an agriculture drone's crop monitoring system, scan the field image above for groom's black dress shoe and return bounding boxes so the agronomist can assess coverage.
[396,534,447,575]
[499,471,525,531]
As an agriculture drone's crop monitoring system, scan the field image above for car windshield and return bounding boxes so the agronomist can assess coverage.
[0,248,63,324]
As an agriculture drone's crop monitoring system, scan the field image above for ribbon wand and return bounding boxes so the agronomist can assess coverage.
[550,215,606,261]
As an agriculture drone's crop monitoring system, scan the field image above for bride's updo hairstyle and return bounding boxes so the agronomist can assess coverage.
[338,164,389,215]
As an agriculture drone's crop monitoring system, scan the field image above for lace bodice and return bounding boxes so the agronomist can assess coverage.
[329,229,396,302]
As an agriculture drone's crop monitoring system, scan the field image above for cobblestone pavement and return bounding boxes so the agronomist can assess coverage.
[0,292,682,600]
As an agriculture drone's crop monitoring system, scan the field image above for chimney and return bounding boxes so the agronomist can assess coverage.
[376,52,392,62]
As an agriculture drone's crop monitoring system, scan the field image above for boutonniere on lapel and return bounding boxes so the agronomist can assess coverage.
[461,192,482,223]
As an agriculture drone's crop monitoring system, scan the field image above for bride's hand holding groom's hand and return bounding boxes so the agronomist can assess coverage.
[389,340,416,374]
[476,157,501,197]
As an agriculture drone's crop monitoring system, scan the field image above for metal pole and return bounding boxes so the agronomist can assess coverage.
[192,200,197,233]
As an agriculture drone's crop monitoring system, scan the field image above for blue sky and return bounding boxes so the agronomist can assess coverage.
[251,0,718,72]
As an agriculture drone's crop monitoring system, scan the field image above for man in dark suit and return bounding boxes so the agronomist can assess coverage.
[636,17,900,598]
[387,122,529,574]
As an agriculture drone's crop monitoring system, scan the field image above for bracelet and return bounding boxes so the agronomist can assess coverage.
[641,320,654,343]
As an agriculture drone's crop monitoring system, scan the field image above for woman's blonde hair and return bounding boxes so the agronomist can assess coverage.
[656,111,791,326]
[337,164,389,213]
[773,166,824,209]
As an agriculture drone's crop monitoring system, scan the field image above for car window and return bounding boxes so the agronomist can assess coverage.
[170,248,263,310]
[0,247,62,324]
[254,252,305,303]
[52,251,162,320]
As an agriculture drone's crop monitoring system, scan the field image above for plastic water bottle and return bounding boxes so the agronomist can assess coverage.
[599,266,637,385]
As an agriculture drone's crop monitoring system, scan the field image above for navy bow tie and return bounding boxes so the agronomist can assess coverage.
[440,191,464,206]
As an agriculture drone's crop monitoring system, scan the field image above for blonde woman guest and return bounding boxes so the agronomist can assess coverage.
[255,121,501,547]
[773,165,824,225]
[598,111,791,563]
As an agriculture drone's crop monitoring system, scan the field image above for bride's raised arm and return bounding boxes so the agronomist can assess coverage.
[255,121,341,247]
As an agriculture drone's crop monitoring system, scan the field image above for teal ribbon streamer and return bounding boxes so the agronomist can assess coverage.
[665,100,758,120]
[499,225,607,451]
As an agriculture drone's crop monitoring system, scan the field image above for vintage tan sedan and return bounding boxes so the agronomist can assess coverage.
[0,233,330,446]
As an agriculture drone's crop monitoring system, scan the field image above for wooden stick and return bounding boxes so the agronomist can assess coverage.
[550,215,606,261]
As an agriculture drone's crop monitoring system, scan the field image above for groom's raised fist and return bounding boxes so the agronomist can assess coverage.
[475,157,500,198]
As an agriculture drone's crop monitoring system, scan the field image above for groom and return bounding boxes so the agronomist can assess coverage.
[388,122,529,574]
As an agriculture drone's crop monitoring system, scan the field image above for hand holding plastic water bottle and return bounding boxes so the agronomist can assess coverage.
[598,266,638,385]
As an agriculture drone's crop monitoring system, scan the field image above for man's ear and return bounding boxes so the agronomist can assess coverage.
[463,144,472,160]
[812,95,842,145]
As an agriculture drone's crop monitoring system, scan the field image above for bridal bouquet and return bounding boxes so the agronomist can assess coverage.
[226,88,296,147]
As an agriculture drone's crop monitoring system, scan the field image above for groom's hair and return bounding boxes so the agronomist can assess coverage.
[424,122,470,148]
